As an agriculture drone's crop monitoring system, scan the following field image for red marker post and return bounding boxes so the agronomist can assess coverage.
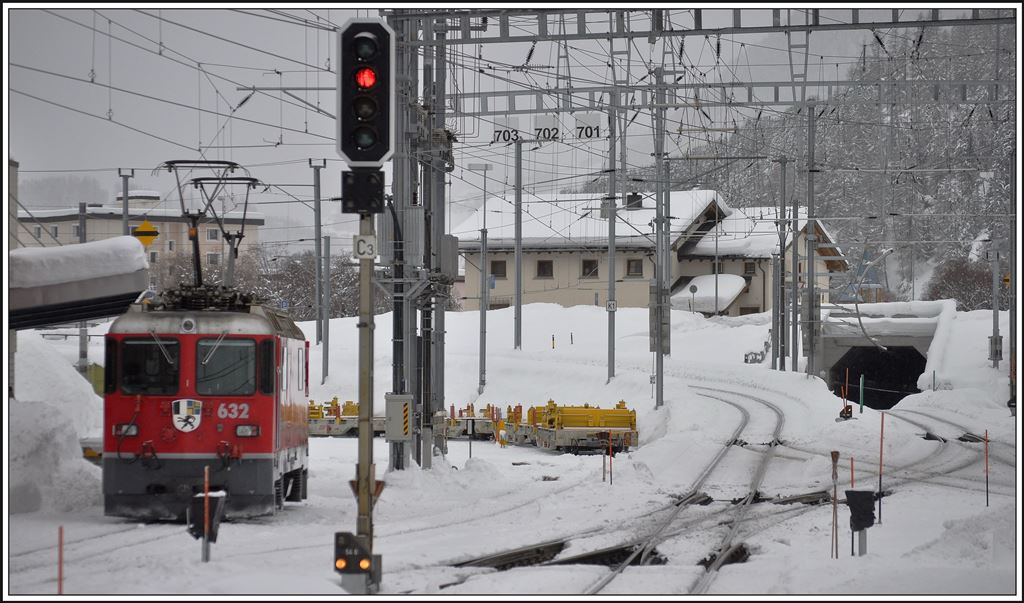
[203,465,210,562]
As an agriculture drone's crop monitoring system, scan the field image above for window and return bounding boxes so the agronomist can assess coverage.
[72,225,80,238]
[150,251,159,264]
[121,338,180,395]
[197,338,256,395]
[207,253,221,266]
[33,226,41,239]
[51,226,59,238]
[581,259,599,279]
[491,260,507,279]
[536,260,553,279]
[744,262,756,275]
[280,348,289,393]
[168,240,175,251]
[740,306,760,316]
[713,261,724,274]
[103,339,118,394]
[626,259,643,277]
[259,340,275,394]
[207,228,219,241]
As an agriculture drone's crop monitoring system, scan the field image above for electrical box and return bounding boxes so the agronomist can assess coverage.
[385,393,413,441]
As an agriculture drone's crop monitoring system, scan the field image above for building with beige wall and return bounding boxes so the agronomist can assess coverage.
[16,190,264,289]
[455,190,846,317]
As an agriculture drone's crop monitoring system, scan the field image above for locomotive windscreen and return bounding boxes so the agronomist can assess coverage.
[197,338,257,395]
[122,338,180,395]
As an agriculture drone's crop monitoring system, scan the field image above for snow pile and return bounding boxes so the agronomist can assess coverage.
[918,309,1011,397]
[903,501,1016,568]
[670,274,747,313]
[14,331,104,435]
[9,332,103,514]
[8,235,147,288]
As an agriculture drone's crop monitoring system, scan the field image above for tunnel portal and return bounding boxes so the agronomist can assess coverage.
[830,346,927,410]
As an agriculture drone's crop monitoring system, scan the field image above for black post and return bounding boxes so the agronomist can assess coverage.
[187,213,203,287]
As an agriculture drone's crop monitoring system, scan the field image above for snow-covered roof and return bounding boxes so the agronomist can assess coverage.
[9,236,148,289]
[453,190,729,249]
[669,273,746,313]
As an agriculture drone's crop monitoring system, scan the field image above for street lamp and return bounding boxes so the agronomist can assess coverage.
[468,163,493,395]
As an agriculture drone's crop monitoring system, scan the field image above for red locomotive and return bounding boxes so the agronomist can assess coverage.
[102,285,309,519]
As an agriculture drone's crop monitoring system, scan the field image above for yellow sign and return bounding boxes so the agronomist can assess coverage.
[131,219,159,248]
[1004,273,1011,287]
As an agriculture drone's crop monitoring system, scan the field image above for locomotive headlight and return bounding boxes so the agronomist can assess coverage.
[113,423,138,437]
[235,425,260,437]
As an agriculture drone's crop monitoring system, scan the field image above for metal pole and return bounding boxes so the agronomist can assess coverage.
[714,203,719,315]
[771,253,779,370]
[420,15,435,469]
[608,87,618,384]
[778,158,788,370]
[433,27,447,442]
[480,177,487,393]
[322,236,330,384]
[791,166,799,372]
[394,12,419,471]
[514,139,523,350]
[356,214,376,555]
[311,159,326,344]
[653,71,665,407]
[388,199,405,471]
[469,164,493,395]
[119,168,133,236]
[991,238,1000,369]
[78,203,88,376]
[1010,159,1017,411]
[805,102,817,376]
[662,159,672,356]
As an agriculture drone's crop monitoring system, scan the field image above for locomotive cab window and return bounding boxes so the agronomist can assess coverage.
[121,338,180,395]
[197,338,256,396]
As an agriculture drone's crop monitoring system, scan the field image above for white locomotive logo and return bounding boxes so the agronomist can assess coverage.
[171,399,203,432]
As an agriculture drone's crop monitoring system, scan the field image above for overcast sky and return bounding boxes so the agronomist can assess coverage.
[7,7,910,251]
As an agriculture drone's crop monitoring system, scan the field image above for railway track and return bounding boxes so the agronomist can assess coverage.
[580,384,788,595]
[684,386,785,596]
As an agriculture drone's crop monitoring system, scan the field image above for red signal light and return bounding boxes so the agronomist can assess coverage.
[354,67,377,89]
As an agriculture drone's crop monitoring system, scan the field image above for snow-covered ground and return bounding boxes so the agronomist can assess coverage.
[5,303,1019,597]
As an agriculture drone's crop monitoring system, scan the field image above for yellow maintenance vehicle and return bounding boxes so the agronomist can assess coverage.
[508,399,638,454]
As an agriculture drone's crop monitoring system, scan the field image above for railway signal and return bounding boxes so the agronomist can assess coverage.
[336,18,394,168]
[334,531,381,593]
